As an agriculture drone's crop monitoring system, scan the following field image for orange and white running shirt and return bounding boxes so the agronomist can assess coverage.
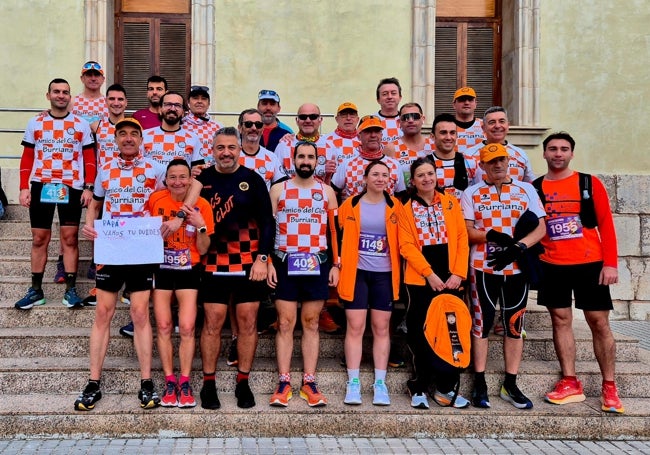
[461,179,545,275]
[72,95,108,125]
[331,154,406,202]
[21,112,95,189]
[274,180,330,254]
[323,131,361,169]
[408,197,449,246]
[376,112,401,146]
[467,141,535,184]
[428,153,479,200]
[239,146,287,191]
[456,118,485,153]
[390,136,436,183]
[94,117,121,168]
[274,135,334,181]
[142,127,203,167]
[94,156,166,219]
[182,114,223,166]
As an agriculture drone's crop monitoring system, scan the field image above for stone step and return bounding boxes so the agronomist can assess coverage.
[0,237,95,257]
[0,256,94,278]
[1,392,648,440]
[1,205,34,221]
[0,220,66,237]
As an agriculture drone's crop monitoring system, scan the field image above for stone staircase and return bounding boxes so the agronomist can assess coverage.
[1,205,649,440]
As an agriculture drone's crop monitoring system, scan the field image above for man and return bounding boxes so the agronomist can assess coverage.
[142,91,203,167]
[133,75,168,130]
[536,132,624,414]
[426,113,478,200]
[331,115,405,202]
[391,102,435,182]
[323,102,361,170]
[451,87,485,153]
[267,141,340,407]
[71,61,108,129]
[257,89,293,152]
[375,77,403,146]
[196,127,275,410]
[461,143,546,410]
[274,103,336,183]
[183,85,223,166]
[465,106,535,185]
[15,78,95,310]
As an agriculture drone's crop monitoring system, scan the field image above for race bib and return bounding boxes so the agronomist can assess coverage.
[359,232,388,257]
[547,215,583,240]
[40,183,69,204]
[287,252,320,276]
[486,242,505,255]
[161,248,192,270]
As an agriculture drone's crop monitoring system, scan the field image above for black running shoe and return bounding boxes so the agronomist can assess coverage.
[235,379,255,409]
[500,384,533,409]
[227,338,238,367]
[200,380,221,409]
[138,383,161,409]
[74,382,102,411]
[471,388,491,409]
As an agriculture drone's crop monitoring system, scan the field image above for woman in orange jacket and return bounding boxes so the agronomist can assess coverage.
[337,161,403,406]
[398,157,470,410]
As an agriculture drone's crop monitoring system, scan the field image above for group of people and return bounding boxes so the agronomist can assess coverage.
[16,63,624,415]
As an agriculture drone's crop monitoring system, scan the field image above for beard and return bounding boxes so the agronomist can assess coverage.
[163,113,181,126]
[295,166,315,178]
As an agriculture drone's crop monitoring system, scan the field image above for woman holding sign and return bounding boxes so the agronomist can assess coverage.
[398,157,470,410]
[148,159,214,408]
[337,160,403,407]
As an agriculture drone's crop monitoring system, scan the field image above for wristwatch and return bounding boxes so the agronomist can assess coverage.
[198,226,207,234]
[515,241,528,251]
[176,210,186,219]
[258,254,268,263]
[83,184,94,191]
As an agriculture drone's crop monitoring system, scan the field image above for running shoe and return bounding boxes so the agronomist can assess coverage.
[344,378,362,405]
[372,380,390,406]
[87,262,96,280]
[300,381,327,407]
[138,383,161,409]
[62,287,84,308]
[318,308,342,334]
[500,384,533,409]
[269,381,292,407]
[433,389,470,408]
[119,321,134,338]
[14,287,46,310]
[545,378,586,405]
[227,338,238,367]
[410,393,429,409]
[161,381,178,407]
[388,350,405,368]
[200,380,221,409]
[74,381,102,411]
[178,381,197,408]
[601,382,625,414]
[120,290,131,305]
[54,259,65,283]
[82,287,97,306]
[396,317,408,334]
[235,379,255,408]
[471,388,491,408]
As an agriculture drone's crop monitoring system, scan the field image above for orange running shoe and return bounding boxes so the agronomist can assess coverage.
[545,378,586,405]
[300,381,327,407]
[269,381,292,407]
[601,382,624,414]
[318,308,341,334]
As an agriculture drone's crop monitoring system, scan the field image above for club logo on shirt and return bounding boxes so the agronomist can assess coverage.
[239,182,249,191]
[313,192,323,201]
[257,166,267,175]
[317,156,326,165]
[178,142,186,148]
[66,127,76,136]
[136,174,146,183]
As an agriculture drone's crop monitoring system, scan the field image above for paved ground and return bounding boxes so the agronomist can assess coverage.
[1,437,650,454]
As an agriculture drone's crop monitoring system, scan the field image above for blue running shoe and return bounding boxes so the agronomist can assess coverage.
[120,321,134,338]
[62,287,84,308]
[15,287,46,310]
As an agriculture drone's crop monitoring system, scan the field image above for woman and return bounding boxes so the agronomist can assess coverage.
[337,160,402,406]
[148,159,214,408]
[398,157,470,409]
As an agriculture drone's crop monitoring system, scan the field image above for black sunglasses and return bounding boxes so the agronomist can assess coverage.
[258,89,278,96]
[242,121,264,129]
[297,113,320,121]
[191,85,209,92]
[400,112,422,122]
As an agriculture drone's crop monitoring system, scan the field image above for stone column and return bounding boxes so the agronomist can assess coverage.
[191,0,216,89]
[411,0,436,120]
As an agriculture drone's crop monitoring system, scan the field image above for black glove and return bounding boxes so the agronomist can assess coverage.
[487,243,524,271]
[486,229,515,247]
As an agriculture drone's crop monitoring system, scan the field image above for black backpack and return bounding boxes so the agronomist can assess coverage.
[532,172,597,229]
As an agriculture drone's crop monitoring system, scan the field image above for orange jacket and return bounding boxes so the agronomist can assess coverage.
[337,191,402,302]
[398,190,469,285]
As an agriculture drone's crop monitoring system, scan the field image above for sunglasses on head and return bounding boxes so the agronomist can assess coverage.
[259,89,278,97]
[297,113,320,121]
[242,121,264,129]
[191,85,209,92]
[400,112,422,122]
[83,62,103,71]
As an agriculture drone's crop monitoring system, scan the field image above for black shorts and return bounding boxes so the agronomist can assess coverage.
[537,261,613,311]
[95,264,156,293]
[155,264,202,291]
[340,270,393,312]
[200,271,269,305]
[29,182,83,229]
[273,253,331,302]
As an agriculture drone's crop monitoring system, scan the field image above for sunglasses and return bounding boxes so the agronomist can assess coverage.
[191,85,209,92]
[259,89,278,97]
[242,121,264,129]
[297,113,320,121]
[82,62,103,71]
[400,112,422,122]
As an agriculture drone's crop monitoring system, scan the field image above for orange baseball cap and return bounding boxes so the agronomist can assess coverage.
[115,118,143,132]
[479,143,509,162]
[453,87,476,101]
[357,115,383,133]
[336,102,358,114]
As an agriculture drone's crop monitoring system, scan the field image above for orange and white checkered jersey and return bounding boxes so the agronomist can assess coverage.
[142,126,204,167]
[391,136,436,183]
[376,112,401,146]
[466,142,536,184]
[323,131,361,168]
[456,118,485,154]
[94,157,166,219]
[274,135,334,181]
[182,114,223,166]
[407,197,449,246]
[274,180,331,254]
[461,179,545,275]
[72,95,108,125]
[429,154,479,200]
[94,117,121,168]
[239,146,287,191]
[21,112,95,189]
[331,154,406,202]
